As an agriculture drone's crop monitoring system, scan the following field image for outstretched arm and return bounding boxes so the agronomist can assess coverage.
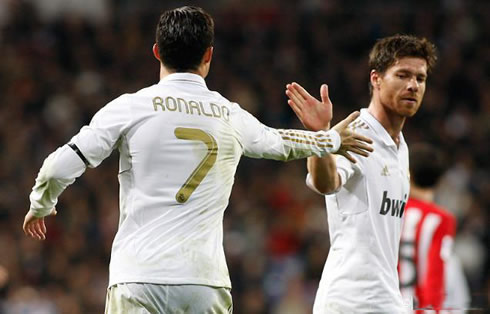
[23,96,130,240]
[286,82,373,193]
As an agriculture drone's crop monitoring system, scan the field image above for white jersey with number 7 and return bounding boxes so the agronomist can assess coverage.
[29,72,342,289]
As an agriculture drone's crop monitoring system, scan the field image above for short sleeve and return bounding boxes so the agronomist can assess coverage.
[305,155,361,195]
[335,155,362,187]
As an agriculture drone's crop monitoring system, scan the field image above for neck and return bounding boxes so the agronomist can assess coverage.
[159,64,208,80]
[410,185,434,202]
[367,98,406,146]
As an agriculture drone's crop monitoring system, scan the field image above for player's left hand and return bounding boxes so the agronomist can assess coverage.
[23,208,57,240]
[285,82,332,131]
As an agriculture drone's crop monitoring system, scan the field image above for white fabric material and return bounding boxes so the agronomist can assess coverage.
[443,254,470,311]
[312,109,410,313]
[29,145,86,217]
[418,213,442,283]
[29,73,341,289]
[105,283,232,314]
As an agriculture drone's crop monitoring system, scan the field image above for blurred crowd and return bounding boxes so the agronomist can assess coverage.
[0,0,488,313]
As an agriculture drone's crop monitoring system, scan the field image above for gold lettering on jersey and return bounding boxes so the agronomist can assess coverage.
[200,101,213,117]
[210,103,221,118]
[221,106,230,121]
[153,97,165,111]
[152,97,230,122]
[174,128,218,203]
[166,96,178,111]
[177,98,190,114]
[188,101,202,115]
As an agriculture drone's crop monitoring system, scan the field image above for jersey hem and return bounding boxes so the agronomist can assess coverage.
[108,277,232,290]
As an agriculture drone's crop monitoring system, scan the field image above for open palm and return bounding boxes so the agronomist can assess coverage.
[285,82,332,131]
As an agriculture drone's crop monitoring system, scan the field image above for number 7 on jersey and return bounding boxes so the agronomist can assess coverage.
[174,127,218,203]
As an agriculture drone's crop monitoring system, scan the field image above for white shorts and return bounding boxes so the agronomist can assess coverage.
[105,283,233,314]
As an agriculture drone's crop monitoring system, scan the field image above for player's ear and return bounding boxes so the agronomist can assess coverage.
[153,43,161,62]
[202,46,213,64]
[370,70,381,89]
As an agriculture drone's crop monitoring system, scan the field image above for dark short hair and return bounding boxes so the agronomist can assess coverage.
[155,6,214,72]
[409,143,447,188]
[368,34,438,93]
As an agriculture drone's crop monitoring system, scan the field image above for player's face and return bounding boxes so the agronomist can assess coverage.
[377,57,428,117]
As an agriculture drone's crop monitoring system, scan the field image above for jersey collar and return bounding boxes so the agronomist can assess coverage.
[360,109,405,148]
[159,72,207,87]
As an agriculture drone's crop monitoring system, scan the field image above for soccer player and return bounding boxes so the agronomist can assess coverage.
[286,34,438,313]
[23,6,373,313]
[399,143,470,311]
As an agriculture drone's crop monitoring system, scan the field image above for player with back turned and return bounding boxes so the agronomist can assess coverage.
[399,143,470,312]
[286,35,438,313]
[23,6,373,313]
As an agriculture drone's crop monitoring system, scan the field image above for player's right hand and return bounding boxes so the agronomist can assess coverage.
[332,111,373,163]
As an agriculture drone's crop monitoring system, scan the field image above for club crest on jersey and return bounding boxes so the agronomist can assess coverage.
[381,165,390,176]
[379,191,407,218]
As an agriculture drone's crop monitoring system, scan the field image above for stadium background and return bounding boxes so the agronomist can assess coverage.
[0,0,488,312]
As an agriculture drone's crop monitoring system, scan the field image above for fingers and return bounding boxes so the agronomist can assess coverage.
[39,222,47,240]
[347,147,370,157]
[24,223,35,238]
[352,133,374,145]
[343,111,360,124]
[23,214,33,237]
[32,220,45,240]
[332,111,360,133]
[349,138,374,153]
[23,214,47,240]
[288,99,307,126]
[287,99,303,116]
[26,222,44,240]
[40,218,47,235]
[340,152,357,163]
[285,88,304,112]
[358,142,374,153]
[320,84,329,104]
[291,82,311,101]
[286,83,306,102]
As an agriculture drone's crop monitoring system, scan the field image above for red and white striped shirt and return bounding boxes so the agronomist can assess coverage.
[398,197,456,310]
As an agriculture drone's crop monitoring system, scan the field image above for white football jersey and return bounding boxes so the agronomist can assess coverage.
[308,109,410,313]
[29,73,341,289]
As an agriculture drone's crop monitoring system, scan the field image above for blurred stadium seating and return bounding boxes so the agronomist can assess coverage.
[0,0,488,313]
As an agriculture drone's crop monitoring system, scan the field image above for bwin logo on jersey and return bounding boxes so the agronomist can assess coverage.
[379,191,407,218]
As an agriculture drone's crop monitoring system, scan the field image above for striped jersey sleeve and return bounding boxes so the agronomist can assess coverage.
[230,103,340,160]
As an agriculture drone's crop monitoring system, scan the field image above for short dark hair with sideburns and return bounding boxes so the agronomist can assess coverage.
[409,143,447,188]
[155,6,214,72]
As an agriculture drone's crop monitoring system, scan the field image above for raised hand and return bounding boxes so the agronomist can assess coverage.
[331,111,373,163]
[286,82,373,162]
[23,208,57,240]
[285,82,332,131]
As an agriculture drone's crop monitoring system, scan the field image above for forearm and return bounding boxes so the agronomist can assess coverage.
[248,128,341,161]
[29,145,86,217]
[307,154,340,194]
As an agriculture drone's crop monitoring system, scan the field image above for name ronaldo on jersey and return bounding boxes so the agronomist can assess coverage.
[152,96,230,121]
